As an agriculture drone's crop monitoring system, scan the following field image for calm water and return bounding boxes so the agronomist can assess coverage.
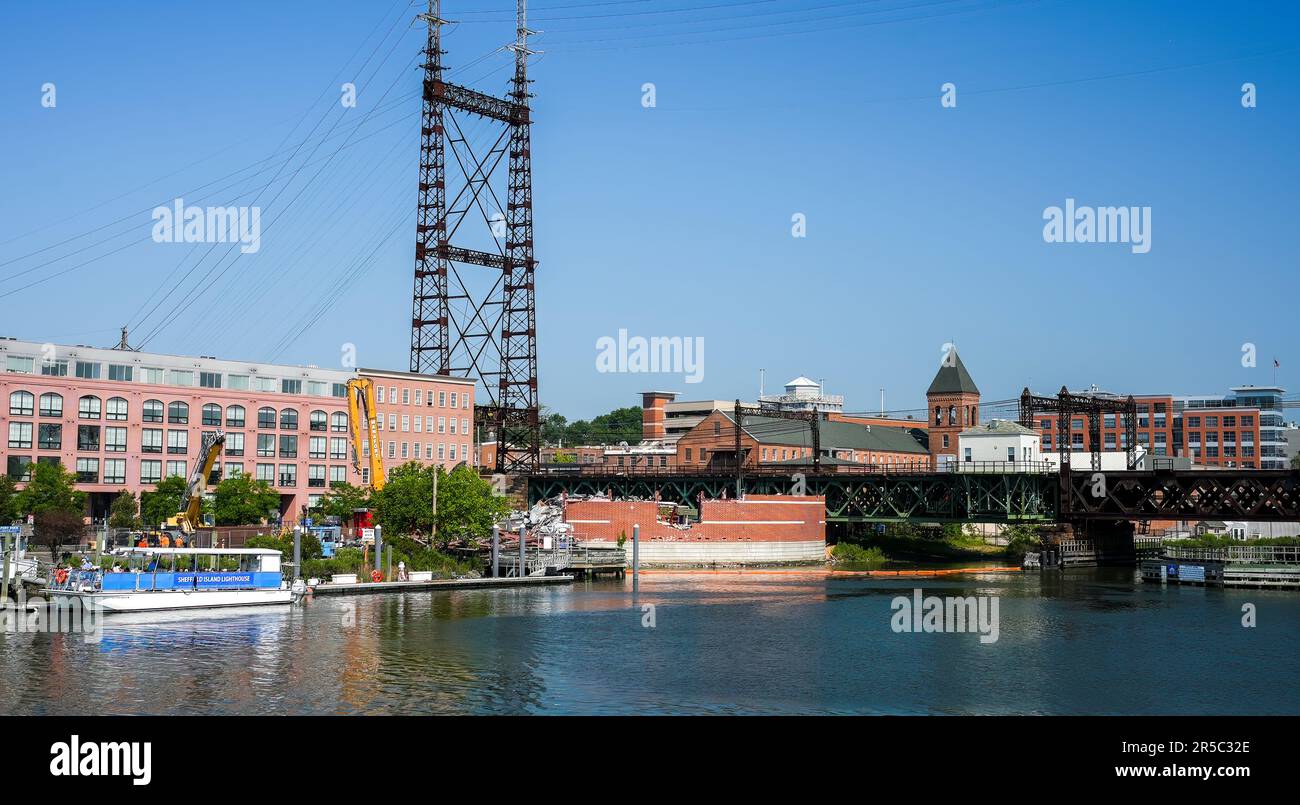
[2,567,1297,715]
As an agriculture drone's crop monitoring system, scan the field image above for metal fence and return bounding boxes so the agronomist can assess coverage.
[1164,545,1300,564]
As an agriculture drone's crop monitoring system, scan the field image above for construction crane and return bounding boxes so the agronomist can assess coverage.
[346,378,386,491]
[164,429,225,540]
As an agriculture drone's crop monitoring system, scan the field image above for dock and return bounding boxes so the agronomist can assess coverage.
[309,575,573,596]
[1141,545,1300,589]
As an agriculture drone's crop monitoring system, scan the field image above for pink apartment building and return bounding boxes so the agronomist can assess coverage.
[0,338,475,523]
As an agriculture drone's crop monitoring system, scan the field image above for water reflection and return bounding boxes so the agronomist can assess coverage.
[1,568,1297,715]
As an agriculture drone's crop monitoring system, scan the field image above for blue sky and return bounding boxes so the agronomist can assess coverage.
[1,0,1297,420]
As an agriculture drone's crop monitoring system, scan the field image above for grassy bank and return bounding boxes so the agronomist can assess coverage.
[840,523,1037,563]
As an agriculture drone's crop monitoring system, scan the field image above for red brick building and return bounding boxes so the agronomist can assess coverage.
[927,348,980,466]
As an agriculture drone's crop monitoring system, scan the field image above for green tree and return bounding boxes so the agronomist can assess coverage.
[559,406,643,446]
[541,406,568,445]
[434,465,509,547]
[317,482,371,519]
[139,476,187,528]
[108,489,140,529]
[15,462,86,518]
[0,475,19,525]
[212,475,279,525]
[34,509,85,560]
[372,462,436,538]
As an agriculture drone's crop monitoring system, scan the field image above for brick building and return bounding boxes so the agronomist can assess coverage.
[1,337,474,522]
[927,348,981,466]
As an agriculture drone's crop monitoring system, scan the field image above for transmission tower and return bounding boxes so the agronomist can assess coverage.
[409,0,540,474]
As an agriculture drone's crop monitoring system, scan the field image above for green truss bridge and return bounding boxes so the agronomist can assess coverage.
[524,464,1300,525]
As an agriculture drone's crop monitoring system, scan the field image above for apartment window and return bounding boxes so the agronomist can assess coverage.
[462,395,469,409]
[332,383,347,398]
[1007,447,1015,462]
[8,390,33,417]
[402,388,410,405]
[7,455,32,481]
[225,432,245,457]
[389,387,396,404]
[137,367,163,384]
[331,412,348,432]
[309,410,327,432]
[414,416,423,433]
[329,465,347,486]
[425,416,433,432]
[37,423,61,450]
[107,364,132,382]
[1223,416,1236,427]
[414,390,422,405]
[449,418,457,435]
[450,392,458,408]
[438,391,446,407]
[376,416,384,432]
[425,444,433,460]
[256,464,275,483]
[142,429,163,453]
[963,447,973,462]
[167,401,188,423]
[140,460,162,484]
[202,403,222,426]
[224,463,243,479]
[167,429,189,454]
[461,417,468,435]
[38,393,62,417]
[41,359,68,377]
[361,468,369,485]
[438,416,446,434]
[387,441,395,459]
[75,360,101,379]
[309,436,326,459]
[449,444,456,461]
[254,376,276,392]
[376,386,386,404]
[8,422,33,449]
[401,442,409,459]
[279,435,298,458]
[1241,415,1254,427]
[258,407,276,429]
[413,442,421,459]
[327,438,346,461]
[74,458,99,483]
[280,408,298,430]
[226,405,245,428]
[279,464,297,487]
[1206,416,1219,428]
[166,460,186,478]
[308,465,326,488]
[105,426,127,453]
[103,459,126,485]
[228,374,250,391]
[281,379,302,395]
[308,381,327,397]
[77,425,99,451]
[437,443,445,460]
[402,415,410,433]
[388,413,396,431]
[76,395,100,419]
[103,396,127,421]
[141,399,163,423]
[942,434,950,448]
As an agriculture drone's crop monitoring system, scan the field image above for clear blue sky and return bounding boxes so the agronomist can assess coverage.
[1,0,1297,420]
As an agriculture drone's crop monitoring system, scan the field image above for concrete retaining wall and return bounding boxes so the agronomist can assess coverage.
[604,539,826,566]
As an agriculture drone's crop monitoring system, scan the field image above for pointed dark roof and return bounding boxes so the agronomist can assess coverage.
[927,349,980,396]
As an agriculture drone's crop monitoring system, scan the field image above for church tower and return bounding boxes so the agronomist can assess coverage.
[926,347,980,467]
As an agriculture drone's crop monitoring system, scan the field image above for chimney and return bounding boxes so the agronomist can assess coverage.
[641,391,677,441]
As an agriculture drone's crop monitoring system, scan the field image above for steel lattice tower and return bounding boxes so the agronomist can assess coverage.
[410,0,540,473]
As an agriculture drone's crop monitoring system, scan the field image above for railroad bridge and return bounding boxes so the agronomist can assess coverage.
[524,465,1300,526]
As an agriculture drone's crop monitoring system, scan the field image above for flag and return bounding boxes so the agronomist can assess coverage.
[1275,359,1281,368]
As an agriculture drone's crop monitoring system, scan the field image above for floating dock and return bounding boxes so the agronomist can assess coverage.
[1141,545,1300,589]
[308,575,573,596]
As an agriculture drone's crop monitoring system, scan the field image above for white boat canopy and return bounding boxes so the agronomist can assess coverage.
[109,547,283,557]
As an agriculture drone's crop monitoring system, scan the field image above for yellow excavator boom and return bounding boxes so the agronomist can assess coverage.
[346,378,386,491]
[167,429,225,535]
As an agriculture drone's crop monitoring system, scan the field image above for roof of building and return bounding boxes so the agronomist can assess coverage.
[785,376,819,388]
[719,412,928,454]
[960,419,1038,437]
[927,348,980,396]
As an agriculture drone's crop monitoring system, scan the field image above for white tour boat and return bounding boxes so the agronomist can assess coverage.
[46,547,306,613]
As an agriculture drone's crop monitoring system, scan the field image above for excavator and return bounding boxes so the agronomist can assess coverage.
[346,378,386,491]
[159,429,226,547]
[345,378,385,547]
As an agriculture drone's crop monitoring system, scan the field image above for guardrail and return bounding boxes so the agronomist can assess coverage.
[1164,545,1300,564]
[529,460,1055,478]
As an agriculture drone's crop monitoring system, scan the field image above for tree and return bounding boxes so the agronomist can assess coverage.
[139,476,187,528]
[558,406,643,446]
[372,462,436,538]
[1292,453,1300,470]
[15,462,86,519]
[108,490,140,529]
[0,476,18,525]
[14,463,88,559]
[33,510,85,560]
[434,465,509,547]
[317,482,371,520]
[212,475,279,525]
[540,406,568,445]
